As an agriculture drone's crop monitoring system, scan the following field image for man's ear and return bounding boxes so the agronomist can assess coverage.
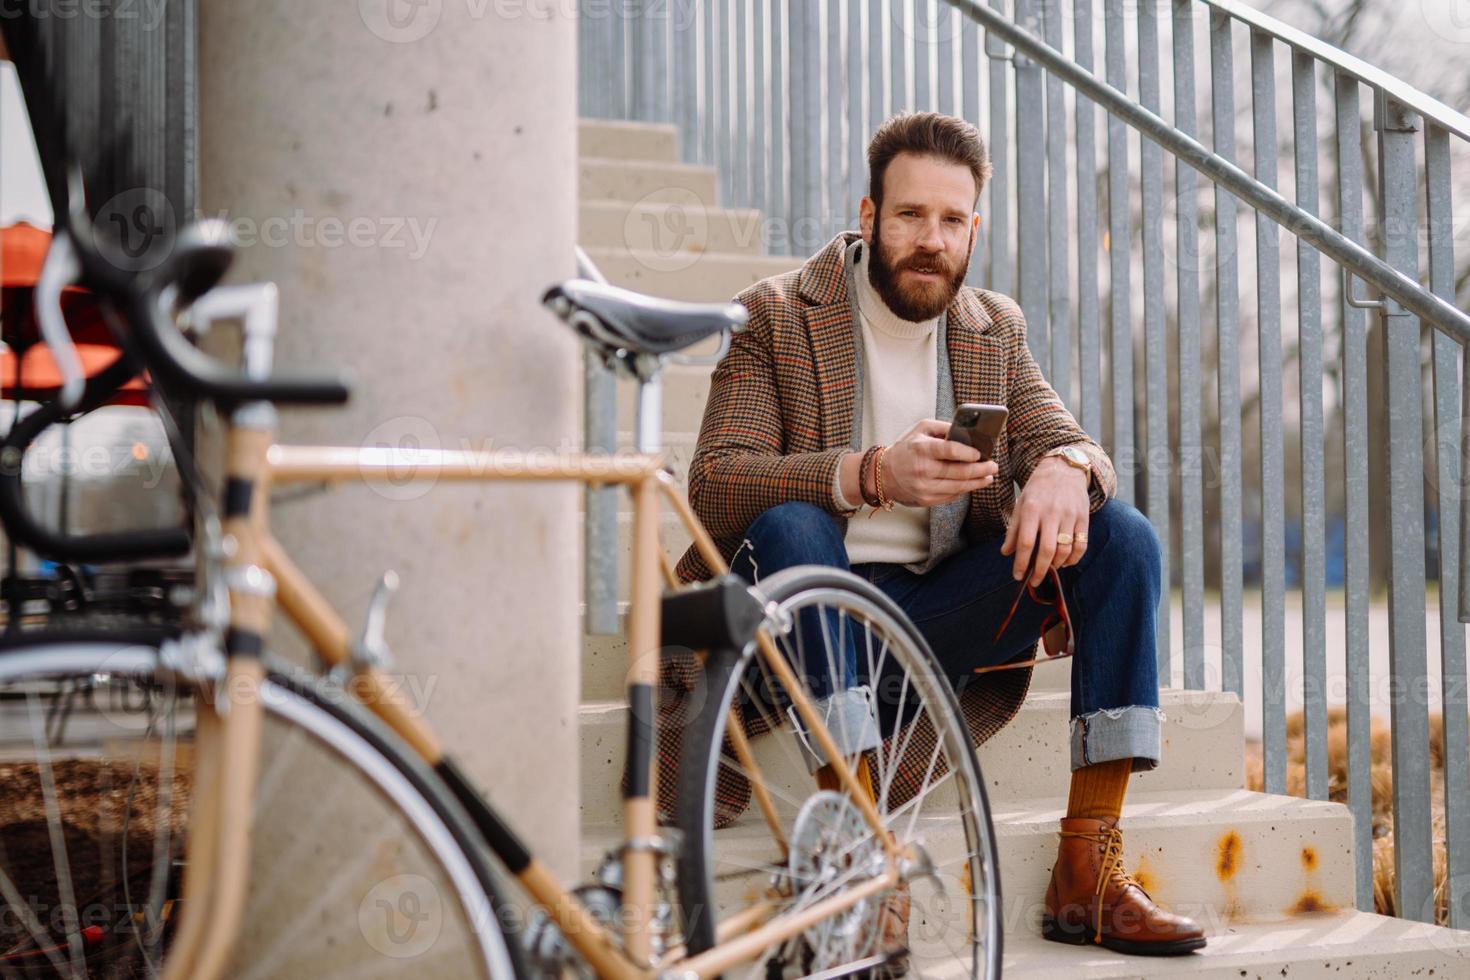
[859,197,876,242]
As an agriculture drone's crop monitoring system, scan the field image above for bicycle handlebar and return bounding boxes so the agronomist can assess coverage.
[65,211,354,408]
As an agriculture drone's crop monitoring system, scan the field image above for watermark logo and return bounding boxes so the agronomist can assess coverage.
[360,416,445,502]
[360,0,444,43]
[358,874,443,958]
[622,188,710,273]
[95,187,176,273]
[1418,0,1470,45]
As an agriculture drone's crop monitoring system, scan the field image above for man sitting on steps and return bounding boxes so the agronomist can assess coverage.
[674,111,1207,959]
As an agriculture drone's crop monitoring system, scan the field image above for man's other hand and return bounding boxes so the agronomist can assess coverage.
[1000,455,1091,585]
[883,418,998,507]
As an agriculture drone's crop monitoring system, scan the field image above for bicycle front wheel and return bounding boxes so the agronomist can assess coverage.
[0,638,522,978]
[675,567,1002,979]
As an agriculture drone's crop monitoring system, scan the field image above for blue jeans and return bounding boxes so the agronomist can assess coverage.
[730,498,1164,772]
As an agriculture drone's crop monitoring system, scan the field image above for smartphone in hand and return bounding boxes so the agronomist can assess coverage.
[947,402,1008,462]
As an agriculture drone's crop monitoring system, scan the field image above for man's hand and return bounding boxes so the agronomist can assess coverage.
[1000,455,1091,586]
[881,418,998,507]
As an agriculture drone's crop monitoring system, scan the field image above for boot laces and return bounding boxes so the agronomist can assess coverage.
[1059,826,1143,942]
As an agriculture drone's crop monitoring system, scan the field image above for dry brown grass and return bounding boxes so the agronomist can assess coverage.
[1245,707,1458,925]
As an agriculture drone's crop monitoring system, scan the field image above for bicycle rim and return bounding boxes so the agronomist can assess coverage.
[0,641,520,979]
[675,567,1002,979]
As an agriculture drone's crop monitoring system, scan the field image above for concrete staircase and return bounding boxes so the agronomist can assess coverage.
[573,118,1470,975]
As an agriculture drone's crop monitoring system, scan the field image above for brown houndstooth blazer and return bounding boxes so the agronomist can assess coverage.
[650,231,1119,825]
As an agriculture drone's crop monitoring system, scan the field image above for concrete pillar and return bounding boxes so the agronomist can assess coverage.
[197,0,580,893]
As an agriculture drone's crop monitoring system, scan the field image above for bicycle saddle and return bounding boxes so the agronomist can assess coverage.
[543,278,748,357]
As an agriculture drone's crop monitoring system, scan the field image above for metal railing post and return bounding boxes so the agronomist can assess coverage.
[1013,0,1047,365]
[1174,0,1206,692]
[1425,120,1468,929]
[1376,92,1435,924]
[1103,0,1133,505]
[1332,67,1375,914]
[1292,49,1328,802]
[631,0,669,122]
[1210,9,1244,703]
[1073,0,1102,438]
[1139,0,1170,681]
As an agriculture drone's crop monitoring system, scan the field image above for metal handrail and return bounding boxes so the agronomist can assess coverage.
[946,0,1470,345]
[1198,0,1470,142]
[577,0,1470,931]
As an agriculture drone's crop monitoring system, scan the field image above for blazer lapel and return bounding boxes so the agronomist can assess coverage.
[799,234,863,451]
[945,288,1005,406]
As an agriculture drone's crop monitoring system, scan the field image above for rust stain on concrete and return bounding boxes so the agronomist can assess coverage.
[1216,830,1242,881]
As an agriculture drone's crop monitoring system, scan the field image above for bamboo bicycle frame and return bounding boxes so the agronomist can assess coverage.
[164,414,902,980]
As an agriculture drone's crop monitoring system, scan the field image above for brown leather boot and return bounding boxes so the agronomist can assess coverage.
[1042,816,1207,955]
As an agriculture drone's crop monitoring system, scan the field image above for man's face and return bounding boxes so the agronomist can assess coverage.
[859,153,980,322]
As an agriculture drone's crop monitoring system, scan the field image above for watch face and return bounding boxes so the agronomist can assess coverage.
[1062,446,1087,465]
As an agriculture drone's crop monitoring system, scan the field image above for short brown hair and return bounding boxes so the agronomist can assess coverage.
[866,112,993,208]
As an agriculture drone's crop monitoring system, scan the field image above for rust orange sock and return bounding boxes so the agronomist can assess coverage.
[1065,757,1133,822]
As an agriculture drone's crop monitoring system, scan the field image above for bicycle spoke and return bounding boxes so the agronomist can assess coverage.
[242,829,404,980]
[902,739,947,844]
[0,861,75,979]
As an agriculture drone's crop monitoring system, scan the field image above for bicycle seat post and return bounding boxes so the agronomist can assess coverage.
[632,368,663,456]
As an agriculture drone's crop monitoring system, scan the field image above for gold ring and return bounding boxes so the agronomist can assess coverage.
[1055,532,1073,545]
[1075,532,1088,544]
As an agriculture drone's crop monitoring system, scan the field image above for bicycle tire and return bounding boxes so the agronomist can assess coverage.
[0,639,525,979]
[675,567,1003,979]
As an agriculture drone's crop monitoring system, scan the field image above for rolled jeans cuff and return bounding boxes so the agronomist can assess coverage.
[1069,705,1166,772]
[787,687,881,773]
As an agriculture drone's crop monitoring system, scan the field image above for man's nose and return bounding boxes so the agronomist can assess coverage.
[916,218,945,251]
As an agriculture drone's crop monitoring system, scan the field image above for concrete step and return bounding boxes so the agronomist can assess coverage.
[579,200,766,255]
[580,157,716,204]
[577,688,1244,822]
[1000,908,1470,978]
[581,785,1354,930]
[583,246,802,302]
[578,118,679,163]
[579,797,1470,975]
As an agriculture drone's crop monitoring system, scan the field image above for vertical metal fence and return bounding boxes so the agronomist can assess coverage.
[578,0,1470,927]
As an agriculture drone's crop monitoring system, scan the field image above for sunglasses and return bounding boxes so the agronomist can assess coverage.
[974,555,1074,676]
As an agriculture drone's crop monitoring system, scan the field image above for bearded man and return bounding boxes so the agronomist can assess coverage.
[674,112,1206,960]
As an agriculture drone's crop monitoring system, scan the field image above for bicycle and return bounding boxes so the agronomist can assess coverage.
[0,198,1003,978]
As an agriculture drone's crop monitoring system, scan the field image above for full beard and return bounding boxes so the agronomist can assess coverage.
[866,216,974,322]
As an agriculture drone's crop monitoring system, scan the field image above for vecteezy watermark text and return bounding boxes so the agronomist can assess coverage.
[200,209,438,261]
[0,0,167,31]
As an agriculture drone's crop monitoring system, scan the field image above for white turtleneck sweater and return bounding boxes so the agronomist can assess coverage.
[833,240,938,566]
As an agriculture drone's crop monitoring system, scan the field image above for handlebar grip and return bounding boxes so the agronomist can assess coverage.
[0,355,192,564]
